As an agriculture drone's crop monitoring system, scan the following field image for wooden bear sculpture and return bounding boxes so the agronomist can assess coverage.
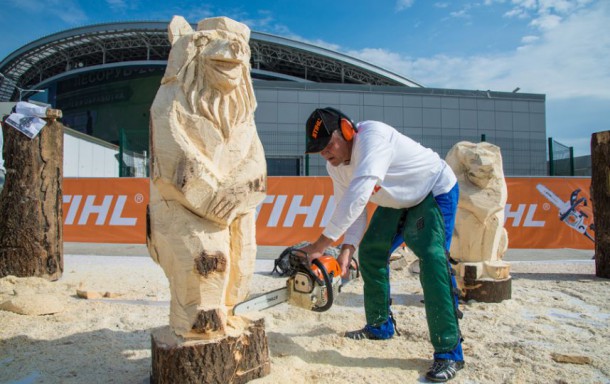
[446,141,511,302]
[148,16,266,340]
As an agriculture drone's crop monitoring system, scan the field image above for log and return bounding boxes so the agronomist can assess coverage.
[463,264,512,303]
[151,319,270,384]
[591,131,610,279]
[0,116,63,280]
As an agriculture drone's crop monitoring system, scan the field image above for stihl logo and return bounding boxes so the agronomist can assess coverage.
[312,119,322,139]
[256,194,336,228]
[504,204,546,227]
[63,195,138,226]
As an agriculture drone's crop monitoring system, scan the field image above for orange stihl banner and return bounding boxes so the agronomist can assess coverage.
[63,178,149,244]
[256,177,377,246]
[505,177,594,249]
[63,177,595,249]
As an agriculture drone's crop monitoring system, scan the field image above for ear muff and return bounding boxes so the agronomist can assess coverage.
[340,118,356,141]
[322,107,357,141]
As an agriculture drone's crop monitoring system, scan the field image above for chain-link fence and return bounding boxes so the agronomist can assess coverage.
[118,128,149,177]
[548,137,574,176]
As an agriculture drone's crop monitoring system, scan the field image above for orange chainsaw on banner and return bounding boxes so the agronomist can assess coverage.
[536,184,595,242]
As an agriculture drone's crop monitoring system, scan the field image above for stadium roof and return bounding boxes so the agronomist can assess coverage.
[0,21,422,102]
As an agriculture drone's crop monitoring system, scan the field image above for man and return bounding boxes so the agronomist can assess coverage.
[299,107,464,382]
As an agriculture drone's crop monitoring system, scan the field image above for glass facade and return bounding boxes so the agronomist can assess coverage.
[43,68,546,177]
[55,66,164,147]
[50,67,163,177]
[267,157,302,176]
[254,83,547,176]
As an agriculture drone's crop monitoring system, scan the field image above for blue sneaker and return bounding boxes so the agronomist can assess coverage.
[344,318,395,340]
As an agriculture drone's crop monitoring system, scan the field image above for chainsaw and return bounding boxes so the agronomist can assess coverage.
[536,184,595,242]
[232,248,358,315]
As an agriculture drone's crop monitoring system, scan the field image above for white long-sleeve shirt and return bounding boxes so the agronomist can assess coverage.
[323,120,457,246]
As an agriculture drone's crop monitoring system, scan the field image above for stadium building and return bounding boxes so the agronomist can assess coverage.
[0,21,547,177]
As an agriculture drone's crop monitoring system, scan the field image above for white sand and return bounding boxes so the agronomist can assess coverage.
[1,254,609,384]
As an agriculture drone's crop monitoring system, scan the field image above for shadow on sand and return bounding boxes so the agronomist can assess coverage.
[267,326,430,374]
[0,327,160,384]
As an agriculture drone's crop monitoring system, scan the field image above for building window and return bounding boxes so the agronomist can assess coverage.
[267,157,301,176]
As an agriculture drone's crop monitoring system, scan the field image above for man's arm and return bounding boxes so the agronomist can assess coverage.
[300,176,376,262]
[323,176,377,240]
[299,217,361,278]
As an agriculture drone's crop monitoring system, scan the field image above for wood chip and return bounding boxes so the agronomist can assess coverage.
[551,353,591,365]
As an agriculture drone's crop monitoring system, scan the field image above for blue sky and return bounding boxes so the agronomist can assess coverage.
[0,0,608,156]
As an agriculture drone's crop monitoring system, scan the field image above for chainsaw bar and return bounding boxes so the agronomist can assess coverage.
[232,287,288,315]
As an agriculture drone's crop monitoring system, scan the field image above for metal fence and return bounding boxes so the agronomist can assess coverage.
[548,137,574,176]
[118,128,149,177]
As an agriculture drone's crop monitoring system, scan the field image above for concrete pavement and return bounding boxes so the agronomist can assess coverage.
[64,242,594,262]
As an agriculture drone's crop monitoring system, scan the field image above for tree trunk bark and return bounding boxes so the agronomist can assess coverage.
[151,319,271,384]
[0,118,63,280]
[591,130,610,279]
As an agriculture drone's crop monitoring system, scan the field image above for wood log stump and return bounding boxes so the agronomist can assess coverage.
[591,131,610,279]
[463,264,512,302]
[151,318,270,384]
[0,116,63,280]
[463,279,512,303]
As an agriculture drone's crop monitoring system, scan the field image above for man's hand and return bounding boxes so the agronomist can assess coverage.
[298,235,334,262]
[337,244,356,278]
[298,243,323,262]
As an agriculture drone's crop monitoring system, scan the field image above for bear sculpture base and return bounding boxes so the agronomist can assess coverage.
[151,318,270,384]
[462,263,512,303]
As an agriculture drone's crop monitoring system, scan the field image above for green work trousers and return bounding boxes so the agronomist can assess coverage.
[359,193,461,353]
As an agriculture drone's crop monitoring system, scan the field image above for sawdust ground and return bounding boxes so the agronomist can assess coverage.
[0,255,609,384]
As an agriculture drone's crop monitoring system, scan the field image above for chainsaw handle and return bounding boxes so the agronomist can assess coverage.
[289,248,308,259]
[311,258,334,312]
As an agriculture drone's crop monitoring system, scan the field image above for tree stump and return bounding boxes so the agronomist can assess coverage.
[591,131,610,279]
[0,117,63,280]
[151,318,270,384]
[462,264,512,303]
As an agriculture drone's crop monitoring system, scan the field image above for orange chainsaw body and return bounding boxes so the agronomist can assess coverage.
[310,255,342,281]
